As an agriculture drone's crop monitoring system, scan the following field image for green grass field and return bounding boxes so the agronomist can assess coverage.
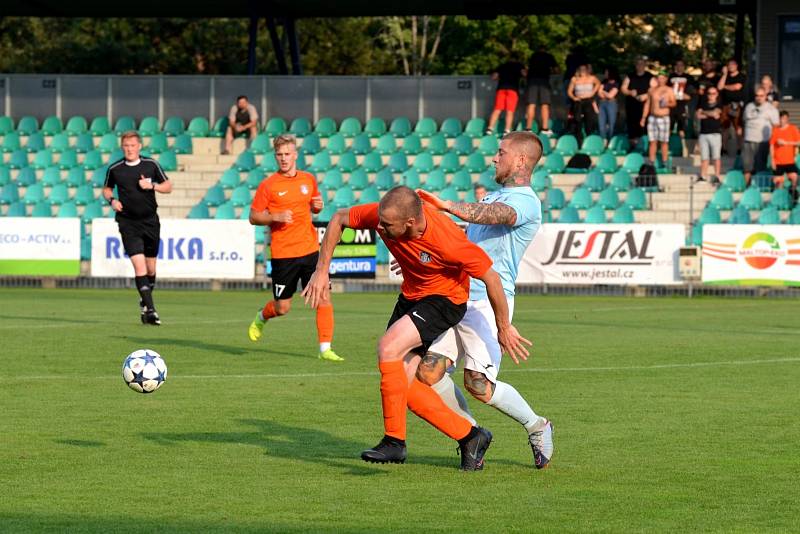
[1,288,798,532]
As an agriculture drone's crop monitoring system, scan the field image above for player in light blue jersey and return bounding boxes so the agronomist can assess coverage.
[413,131,554,468]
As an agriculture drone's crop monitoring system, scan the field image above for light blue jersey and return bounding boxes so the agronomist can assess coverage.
[468,186,541,300]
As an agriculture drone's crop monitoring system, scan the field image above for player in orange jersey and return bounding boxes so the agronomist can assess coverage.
[247,134,343,362]
[302,186,531,469]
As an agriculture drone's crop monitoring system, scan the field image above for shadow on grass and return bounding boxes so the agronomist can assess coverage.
[118,336,317,360]
[0,314,95,325]
[53,439,105,447]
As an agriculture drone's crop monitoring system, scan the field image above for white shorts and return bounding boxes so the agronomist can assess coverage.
[427,297,515,384]
[647,115,670,143]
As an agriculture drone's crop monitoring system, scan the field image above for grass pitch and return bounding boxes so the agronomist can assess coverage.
[1,288,798,532]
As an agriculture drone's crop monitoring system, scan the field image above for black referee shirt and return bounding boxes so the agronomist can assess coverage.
[105,157,169,220]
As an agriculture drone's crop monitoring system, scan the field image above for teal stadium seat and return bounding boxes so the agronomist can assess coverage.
[16,167,37,186]
[264,117,287,137]
[465,152,487,173]
[42,116,63,136]
[440,118,463,138]
[723,170,746,192]
[6,201,26,216]
[361,151,384,173]
[187,117,210,137]
[464,118,486,138]
[218,168,241,189]
[17,116,40,136]
[58,149,78,170]
[147,133,168,154]
[234,151,256,172]
[350,133,372,155]
[543,153,565,173]
[31,200,52,217]
[390,117,412,138]
[98,133,119,154]
[57,200,79,218]
[90,117,111,136]
[332,185,356,208]
[339,117,362,138]
[81,201,105,222]
[622,152,644,174]
[453,135,474,156]
[348,169,369,190]
[9,150,29,170]
[249,133,272,155]
[322,169,343,190]
[299,134,321,156]
[789,206,800,224]
[584,205,607,223]
[314,117,337,138]
[611,205,635,223]
[597,187,620,209]
[74,183,95,206]
[23,183,46,205]
[758,206,781,224]
[739,187,763,211]
[364,118,387,138]
[359,185,380,204]
[478,135,499,156]
[74,133,94,154]
[138,116,161,137]
[173,134,193,155]
[402,134,423,155]
[42,166,62,187]
[728,205,751,224]
[158,151,178,172]
[451,169,472,192]
[568,187,593,210]
[64,116,87,137]
[532,170,551,192]
[401,169,421,189]
[188,203,210,219]
[558,206,581,223]
[699,206,722,225]
[608,135,629,156]
[376,133,397,155]
[114,116,137,135]
[326,133,346,156]
[309,151,333,173]
[427,134,448,156]
[0,116,14,135]
[580,134,605,156]
[33,149,54,170]
[2,132,21,153]
[624,187,648,210]
[770,187,793,210]
[584,169,606,192]
[412,152,435,173]
[214,202,236,220]
[66,167,86,188]
[422,169,446,192]
[389,152,410,173]
[0,166,10,186]
[414,118,438,138]
[82,150,103,170]
[375,168,395,191]
[315,204,337,222]
[230,185,252,207]
[1,183,20,205]
[290,118,312,137]
[554,135,578,156]
[210,117,228,138]
[545,188,565,210]
[48,183,69,205]
[163,117,185,137]
[710,187,734,210]
[26,132,46,153]
[337,151,358,173]
[49,133,70,153]
[595,152,618,174]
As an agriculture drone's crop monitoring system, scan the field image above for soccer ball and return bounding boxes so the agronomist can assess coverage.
[122,349,167,393]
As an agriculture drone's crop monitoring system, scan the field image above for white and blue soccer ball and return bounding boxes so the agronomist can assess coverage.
[122,349,167,394]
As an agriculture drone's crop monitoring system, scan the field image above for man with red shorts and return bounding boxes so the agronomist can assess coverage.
[303,186,531,470]
[486,59,526,136]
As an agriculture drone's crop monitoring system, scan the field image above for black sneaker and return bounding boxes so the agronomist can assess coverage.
[458,426,493,471]
[139,299,147,323]
[144,310,161,326]
[361,436,407,464]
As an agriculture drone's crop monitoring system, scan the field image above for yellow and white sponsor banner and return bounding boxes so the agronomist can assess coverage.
[701,224,800,286]
[517,224,685,285]
[91,218,254,279]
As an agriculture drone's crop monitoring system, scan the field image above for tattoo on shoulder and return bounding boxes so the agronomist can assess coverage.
[449,201,516,225]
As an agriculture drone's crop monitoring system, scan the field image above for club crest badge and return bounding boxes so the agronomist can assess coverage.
[300,184,309,195]
[419,251,431,263]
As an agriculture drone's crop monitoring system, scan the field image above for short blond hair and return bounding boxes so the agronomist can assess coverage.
[120,131,142,144]
[273,134,297,151]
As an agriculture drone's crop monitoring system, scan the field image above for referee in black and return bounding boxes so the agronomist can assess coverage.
[103,131,173,325]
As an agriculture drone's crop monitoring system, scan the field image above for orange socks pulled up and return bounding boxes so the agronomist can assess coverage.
[407,378,472,441]
[260,301,278,321]
[379,360,408,441]
[316,303,334,343]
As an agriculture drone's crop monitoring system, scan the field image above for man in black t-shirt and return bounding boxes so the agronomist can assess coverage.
[486,59,526,135]
[103,131,173,325]
[696,87,723,181]
[718,58,747,151]
[668,60,696,138]
[525,46,558,133]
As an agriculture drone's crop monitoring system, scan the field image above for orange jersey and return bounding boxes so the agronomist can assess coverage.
[251,171,321,259]
[348,202,492,305]
[770,124,800,166]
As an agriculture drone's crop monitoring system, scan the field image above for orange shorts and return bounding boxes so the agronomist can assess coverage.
[494,89,519,112]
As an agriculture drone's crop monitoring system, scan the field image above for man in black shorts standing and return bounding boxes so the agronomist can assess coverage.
[525,45,558,134]
[103,131,172,325]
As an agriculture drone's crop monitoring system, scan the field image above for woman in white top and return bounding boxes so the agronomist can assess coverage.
[567,64,601,139]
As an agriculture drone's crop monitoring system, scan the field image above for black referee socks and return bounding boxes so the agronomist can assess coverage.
[135,275,156,312]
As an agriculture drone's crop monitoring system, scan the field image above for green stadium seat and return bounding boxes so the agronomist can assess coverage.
[439,185,459,202]
[389,152,410,173]
[655,154,672,174]
[359,184,380,204]
[558,205,581,223]
[422,169,446,192]
[698,206,722,225]
[32,149,53,170]
[230,185,252,207]
[376,133,397,155]
[350,133,372,155]
[752,172,774,192]
[25,132,46,153]
[0,116,14,135]
[463,188,477,202]
[611,205,634,223]
[23,182,45,205]
[57,200,79,218]
[543,153,565,173]
[8,150,28,170]
[74,132,94,154]
[440,118,463,138]
[240,206,252,221]
[554,135,578,156]
[337,151,358,173]
[789,206,800,224]
[326,133,347,156]
[723,170,746,192]
[364,117,387,138]
[668,133,683,157]
[348,168,369,190]
[633,136,649,155]
[739,187,763,210]
[309,151,333,173]
[624,187,648,210]
[770,187,793,210]
[532,170,551,192]
[584,169,606,192]
[138,116,161,137]
[245,168,265,189]
[74,183,95,206]
[412,152,434,173]
[376,239,390,264]
[728,205,750,224]
[41,116,63,136]
[315,203,337,222]
[82,150,103,170]
[218,168,241,189]
[42,166,62,186]
[187,117,210,137]
[545,188,565,210]
[361,151,384,173]
[90,165,109,187]
[81,201,104,222]
[210,117,229,138]
[263,117,286,137]
[214,201,236,220]
[147,133,168,154]
[58,149,78,170]
[158,151,178,172]
[49,133,70,153]
[2,132,21,153]
[479,169,500,191]
[389,117,412,138]
[595,152,618,174]
[290,118,312,137]
[322,169,344,190]
[402,134,423,155]
[689,224,703,246]
[260,157,279,173]
[16,167,37,186]
[584,205,607,223]
[451,169,472,192]
[0,166,10,186]
[414,117,438,138]
[1,183,20,205]
[203,184,226,207]
[17,116,40,136]
[187,203,210,219]
[249,133,272,155]
[597,187,620,209]
[568,187,593,210]
[173,134,193,155]
[401,169,421,189]
[453,135,473,156]
[465,152,487,173]
[163,117,185,137]
[6,201,26,216]
[98,133,119,154]
[114,116,137,135]
[234,151,256,172]
[610,170,632,192]
[65,116,88,137]
[375,168,395,191]
[427,133,448,156]
[464,118,486,139]
[332,185,356,208]
[90,117,111,136]
[339,117,362,138]
[580,134,605,156]
[314,117,337,138]
[710,187,734,210]
[608,135,629,156]
[31,200,52,217]
[48,183,69,205]
[477,135,499,156]
[66,167,85,188]
[299,133,321,156]
[537,132,553,155]
[622,152,644,174]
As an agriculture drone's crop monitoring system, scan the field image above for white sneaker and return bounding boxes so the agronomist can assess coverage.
[528,419,553,469]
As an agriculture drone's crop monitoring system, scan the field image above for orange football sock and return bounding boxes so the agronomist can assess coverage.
[379,360,408,441]
[407,378,472,441]
[316,303,334,343]
[260,301,278,321]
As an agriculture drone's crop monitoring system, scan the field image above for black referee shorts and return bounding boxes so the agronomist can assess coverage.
[270,251,319,300]
[117,215,160,258]
[386,294,467,355]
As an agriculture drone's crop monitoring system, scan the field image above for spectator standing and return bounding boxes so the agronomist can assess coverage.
[769,111,800,192]
[718,59,747,153]
[641,71,676,167]
[524,45,558,134]
[696,87,724,183]
[621,58,655,150]
[742,88,780,184]
[563,46,589,105]
[567,64,601,141]
[224,95,259,155]
[697,59,720,98]
[487,59,526,136]
[668,60,697,139]
[598,67,620,141]
[760,75,781,108]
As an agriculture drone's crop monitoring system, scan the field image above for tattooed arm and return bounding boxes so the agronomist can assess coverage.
[416,189,517,225]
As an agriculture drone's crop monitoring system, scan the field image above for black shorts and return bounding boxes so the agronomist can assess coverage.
[117,215,160,258]
[775,164,799,175]
[270,251,319,300]
[386,294,467,355]
[525,78,552,106]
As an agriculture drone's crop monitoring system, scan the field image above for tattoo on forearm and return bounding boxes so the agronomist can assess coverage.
[449,201,516,225]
